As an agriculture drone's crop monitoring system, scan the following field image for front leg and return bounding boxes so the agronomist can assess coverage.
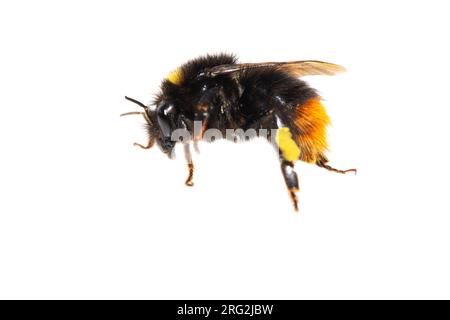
[183,143,194,186]
[133,138,154,149]
[177,117,195,186]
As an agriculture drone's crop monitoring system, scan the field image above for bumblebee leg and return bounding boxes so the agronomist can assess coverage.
[183,143,194,186]
[133,138,154,149]
[193,140,200,154]
[316,157,357,175]
[280,159,299,211]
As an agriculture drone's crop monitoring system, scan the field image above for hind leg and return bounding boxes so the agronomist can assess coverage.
[280,159,300,211]
[316,156,357,175]
[271,117,302,211]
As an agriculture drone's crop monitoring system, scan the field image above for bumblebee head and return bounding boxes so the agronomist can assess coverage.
[121,96,177,157]
[153,99,179,155]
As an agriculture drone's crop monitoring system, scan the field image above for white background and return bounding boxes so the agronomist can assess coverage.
[1,0,449,299]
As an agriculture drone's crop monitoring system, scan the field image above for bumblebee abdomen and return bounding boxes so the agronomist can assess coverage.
[234,68,330,163]
[292,97,330,163]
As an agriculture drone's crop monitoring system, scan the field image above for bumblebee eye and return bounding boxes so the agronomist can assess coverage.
[157,102,177,138]
[162,103,175,116]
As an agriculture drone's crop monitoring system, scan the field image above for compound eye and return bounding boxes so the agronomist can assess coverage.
[157,102,177,138]
[160,102,175,116]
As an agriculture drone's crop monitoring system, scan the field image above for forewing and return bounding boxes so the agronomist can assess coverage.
[206,60,346,77]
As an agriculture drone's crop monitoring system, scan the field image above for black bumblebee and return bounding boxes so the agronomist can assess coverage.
[122,53,356,211]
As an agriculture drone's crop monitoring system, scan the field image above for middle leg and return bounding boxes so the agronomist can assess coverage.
[183,143,195,186]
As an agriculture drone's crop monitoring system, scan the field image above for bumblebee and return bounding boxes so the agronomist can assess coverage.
[122,53,356,211]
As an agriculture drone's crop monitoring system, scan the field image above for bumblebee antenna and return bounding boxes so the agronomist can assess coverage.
[120,111,145,117]
[122,96,153,124]
[124,96,147,109]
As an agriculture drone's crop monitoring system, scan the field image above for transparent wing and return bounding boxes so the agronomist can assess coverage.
[205,60,346,77]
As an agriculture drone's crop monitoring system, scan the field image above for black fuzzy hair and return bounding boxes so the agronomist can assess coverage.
[163,53,237,88]
[159,53,237,104]
[238,67,317,109]
[180,53,237,83]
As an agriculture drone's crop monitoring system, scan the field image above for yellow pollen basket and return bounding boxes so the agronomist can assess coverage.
[276,127,301,161]
[166,68,182,85]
